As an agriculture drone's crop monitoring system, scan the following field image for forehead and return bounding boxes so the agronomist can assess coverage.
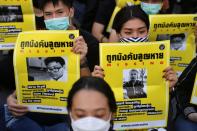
[122,18,147,30]
[141,0,162,3]
[72,89,109,111]
[43,0,69,11]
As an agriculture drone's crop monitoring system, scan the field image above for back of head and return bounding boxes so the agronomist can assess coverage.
[112,5,149,33]
[67,76,117,113]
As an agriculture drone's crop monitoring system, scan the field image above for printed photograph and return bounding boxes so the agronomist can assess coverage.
[156,33,187,51]
[0,5,23,22]
[123,68,147,99]
[26,57,67,82]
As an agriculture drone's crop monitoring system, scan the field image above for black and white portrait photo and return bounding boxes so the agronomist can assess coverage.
[170,33,186,51]
[156,33,187,51]
[26,57,67,82]
[123,68,147,99]
[0,5,23,22]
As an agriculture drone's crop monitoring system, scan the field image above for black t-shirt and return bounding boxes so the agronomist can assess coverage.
[175,56,197,114]
[81,0,116,34]
[79,29,99,71]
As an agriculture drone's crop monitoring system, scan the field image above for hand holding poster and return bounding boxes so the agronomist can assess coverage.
[149,14,197,76]
[100,41,170,130]
[0,0,35,50]
[14,30,80,114]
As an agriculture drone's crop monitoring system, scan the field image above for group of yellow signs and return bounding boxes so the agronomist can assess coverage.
[1,0,197,130]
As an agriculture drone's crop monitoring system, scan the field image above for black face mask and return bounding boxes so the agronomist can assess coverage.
[35,16,45,30]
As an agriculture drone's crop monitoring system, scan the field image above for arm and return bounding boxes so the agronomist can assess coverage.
[91,0,116,42]
[7,91,28,117]
[72,36,91,77]
[92,22,108,42]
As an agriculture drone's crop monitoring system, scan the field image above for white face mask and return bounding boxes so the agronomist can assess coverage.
[71,115,111,131]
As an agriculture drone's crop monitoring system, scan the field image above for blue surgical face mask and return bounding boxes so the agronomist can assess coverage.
[44,17,69,30]
[120,36,148,43]
[140,2,162,15]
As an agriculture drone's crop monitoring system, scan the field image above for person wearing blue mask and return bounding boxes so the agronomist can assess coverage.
[40,0,99,72]
[5,0,100,131]
[140,0,164,15]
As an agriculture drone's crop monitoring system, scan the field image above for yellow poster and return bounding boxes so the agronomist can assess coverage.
[14,30,80,114]
[100,41,170,130]
[191,74,197,105]
[149,14,197,76]
[0,0,35,50]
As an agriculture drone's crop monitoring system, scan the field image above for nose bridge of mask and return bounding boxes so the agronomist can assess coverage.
[71,115,111,131]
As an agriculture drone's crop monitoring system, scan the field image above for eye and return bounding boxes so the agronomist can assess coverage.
[139,30,146,34]
[95,115,104,119]
[124,32,132,35]
[76,114,86,119]
[45,12,52,16]
[57,11,63,14]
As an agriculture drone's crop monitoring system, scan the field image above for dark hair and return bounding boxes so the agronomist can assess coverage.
[39,0,73,10]
[33,0,40,8]
[170,33,185,40]
[67,77,117,113]
[112,5,149,33]
[44,57,65,66]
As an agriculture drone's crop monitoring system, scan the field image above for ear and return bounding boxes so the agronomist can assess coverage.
[69,7,74,17]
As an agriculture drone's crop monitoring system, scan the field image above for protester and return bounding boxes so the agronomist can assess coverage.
[109,0,170,42]
[67,76,117,131]
[40,0,99,72]
[174,56,197,130]
[5,0,99,130]
[93,5,177,91]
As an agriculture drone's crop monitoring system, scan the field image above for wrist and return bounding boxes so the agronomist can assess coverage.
[80,58,88,68]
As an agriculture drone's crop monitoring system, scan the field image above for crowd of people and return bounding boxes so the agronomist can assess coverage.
[0,0,197,131]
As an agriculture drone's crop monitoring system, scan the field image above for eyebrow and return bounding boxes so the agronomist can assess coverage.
[55,9,64,12]
[74,108,107,112]
[124,26,147,31]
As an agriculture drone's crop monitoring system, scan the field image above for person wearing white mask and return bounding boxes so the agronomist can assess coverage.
[67,76,117,131]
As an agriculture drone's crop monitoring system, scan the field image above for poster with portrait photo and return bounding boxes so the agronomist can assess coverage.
[26,56,68,82]
[156,33,187,51]
[0,5,23,22]
[123,68,147,99]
